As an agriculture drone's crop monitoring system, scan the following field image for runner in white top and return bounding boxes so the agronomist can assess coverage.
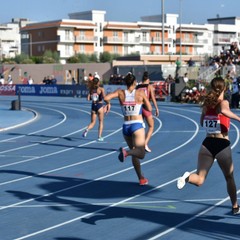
[104,72,152,185]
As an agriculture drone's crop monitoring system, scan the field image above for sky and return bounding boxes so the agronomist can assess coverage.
[1,0,240,25]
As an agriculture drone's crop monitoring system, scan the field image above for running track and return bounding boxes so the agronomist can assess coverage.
[0,95,240,240]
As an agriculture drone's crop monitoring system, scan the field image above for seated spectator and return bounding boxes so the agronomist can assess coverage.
[165,74,174,84]
[198,86,206,104]
[191,87,200,104]
[0,74,5,85]
[28,76,34,85]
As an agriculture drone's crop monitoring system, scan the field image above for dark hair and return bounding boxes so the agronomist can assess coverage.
[88,77,99,90]
[93,77,99,84]
[124,72,136,87]
[142,71,149,82]
[203,77,225,108]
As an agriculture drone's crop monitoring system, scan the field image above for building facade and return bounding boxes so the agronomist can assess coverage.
[12,11,240,64]
[0,18,32,60]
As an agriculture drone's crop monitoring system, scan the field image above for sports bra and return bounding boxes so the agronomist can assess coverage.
[203,107,230,134]
[121,89,142,116]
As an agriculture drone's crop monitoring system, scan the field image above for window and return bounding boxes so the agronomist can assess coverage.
[155,46,160,54]
[124,32,128,42]
[142,32,147,42]
[65,30,71,41]
[80,30,85,40]
[65,45,70,55]
[156,32,160,41]
[113,45,118,54]
[113,31,118,41]
[124,46,128,55]
[80,44,85,53]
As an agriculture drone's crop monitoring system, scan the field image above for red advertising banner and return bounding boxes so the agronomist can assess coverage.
[0,84,16,96]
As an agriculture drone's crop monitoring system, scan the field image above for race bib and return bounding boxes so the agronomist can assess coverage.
[91,93,99,102]
[121,102,140,116]
[203,115,221,134]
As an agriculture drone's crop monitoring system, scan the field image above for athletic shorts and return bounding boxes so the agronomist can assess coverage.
[142,107,152,118]
[91,102,103,114]
[202,137,230,158]
[122,120,145,137]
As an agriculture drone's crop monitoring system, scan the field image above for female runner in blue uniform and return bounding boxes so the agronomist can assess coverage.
[177,77,240,215]
[104,72,152,185]
[82,76,105,141]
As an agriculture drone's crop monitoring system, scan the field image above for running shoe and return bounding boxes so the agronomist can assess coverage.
[145,145,151,153]
[232,205,240,215]
[98,137,104,142]
[118,147,127,162]
[177,171,190,189]
[82,129,88,138]
[139,178,149,186]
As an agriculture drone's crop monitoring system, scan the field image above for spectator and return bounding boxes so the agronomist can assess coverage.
[175,57,181,77]
[28,76,34,85]
[0,75,4,85]
[183,73,189,86]
[186,57,195,67]
[231,78,240,109]
[43,76,51,85]
[50,75,57,84]
[7,75,13,85]
[165,74,174,84]
[88,73,94,81]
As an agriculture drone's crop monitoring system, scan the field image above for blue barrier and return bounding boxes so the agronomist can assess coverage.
[14,84,89,97]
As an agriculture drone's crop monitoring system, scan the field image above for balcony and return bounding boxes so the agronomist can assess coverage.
[152,37,172,44]
[75,36,97,43]
[175,38,208,45]
[103,36,141,45]
[57,35,75,43]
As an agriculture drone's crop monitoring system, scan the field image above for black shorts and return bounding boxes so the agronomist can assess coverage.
[202,137,230,158]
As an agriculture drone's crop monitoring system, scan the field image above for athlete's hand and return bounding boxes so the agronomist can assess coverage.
[104,103,111,115]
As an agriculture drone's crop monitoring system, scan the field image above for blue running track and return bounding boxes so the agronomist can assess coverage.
[0,95,240,240]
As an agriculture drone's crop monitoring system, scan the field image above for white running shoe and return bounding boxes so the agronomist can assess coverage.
[177,171,190,189]
[232,205,240,215]
[82,130,88,138]
[98,137,104,142]
[145,145,151,153]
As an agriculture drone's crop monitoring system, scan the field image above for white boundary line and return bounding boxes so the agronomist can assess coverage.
[1,104,239,239]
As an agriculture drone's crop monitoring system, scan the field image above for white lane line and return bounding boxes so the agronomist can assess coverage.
[5,106,239,239]
[6,111,198,239]
[0,107,38,132]
[0,106,67,144]
[3,197,237,208]
[0,109,122,170]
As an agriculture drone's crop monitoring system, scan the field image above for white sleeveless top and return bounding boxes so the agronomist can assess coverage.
[121,89,142,116]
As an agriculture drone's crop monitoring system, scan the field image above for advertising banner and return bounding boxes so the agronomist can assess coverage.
[15,84,89,97]
[0,84,16,96]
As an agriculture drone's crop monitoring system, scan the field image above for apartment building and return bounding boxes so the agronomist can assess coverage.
[0,18,32,60]
[17,11,240,64]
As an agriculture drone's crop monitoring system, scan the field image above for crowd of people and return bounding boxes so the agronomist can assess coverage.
[108,74,125,85]
[42,75,57,85]
[181,86,206,104]
[209,42,240,70]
